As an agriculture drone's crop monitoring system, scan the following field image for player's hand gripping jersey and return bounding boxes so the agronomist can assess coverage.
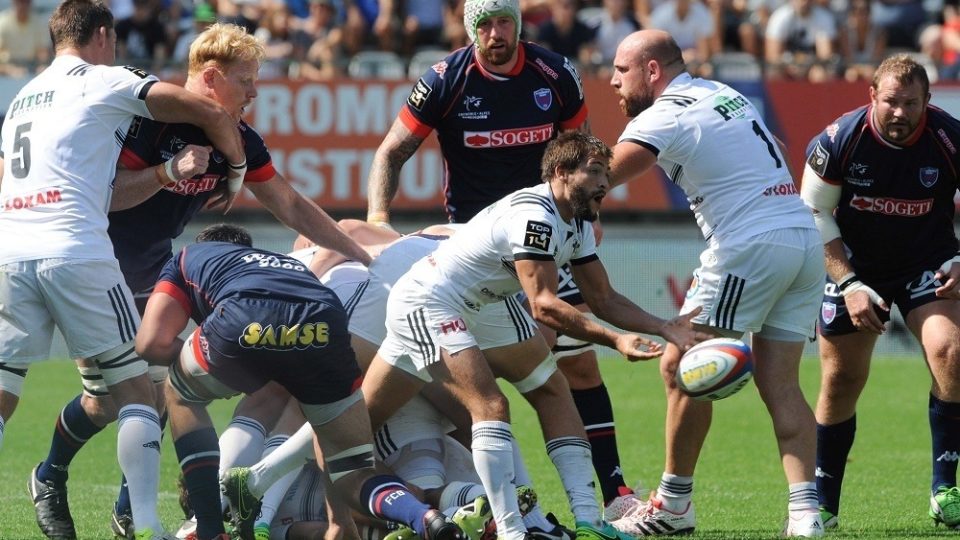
[110,117,275,292]
[402,42,588,221]
[806,105,960,282]
[0,57,157,264]
[618,73,814,243]
[404,183,597,311]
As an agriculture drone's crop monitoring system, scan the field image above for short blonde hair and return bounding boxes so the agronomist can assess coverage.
[188,23,265,76]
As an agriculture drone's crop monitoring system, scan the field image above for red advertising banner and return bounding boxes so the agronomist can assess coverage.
[235,77,882,212]
[235,78,671,211]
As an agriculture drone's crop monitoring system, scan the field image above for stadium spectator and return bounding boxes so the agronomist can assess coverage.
[590,0,641,76]
[839,0,886,82]
[342,0,396,55]
[24,22,372,540]
[399,0,446,56]
[0,1,244,538]
[444,0,469,49]
[648,0,717,75]
[254,4,296,78]
[800,53,960,531]
[535,0,598,68]
[366,0,655,525]
[115,0,169,71]
[171,2,217,63]
[292,0,344,80]
[764,0,838,81]
[0,0,50,76]
[216,0,259,35]
[872,0,928,49]
[738,0,788,59]
[939,0,960,79]
[134,223,464,540]
[608,30,826,537]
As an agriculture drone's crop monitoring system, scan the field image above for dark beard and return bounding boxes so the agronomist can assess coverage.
[479,40,517,66]
[621,91,655,118]
[570,184,599,221]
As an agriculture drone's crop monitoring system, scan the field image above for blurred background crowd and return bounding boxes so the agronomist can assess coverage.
[0,0,956,84]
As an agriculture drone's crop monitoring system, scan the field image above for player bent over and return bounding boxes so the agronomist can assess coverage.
[361,132,707,540]
[134,224,465,540]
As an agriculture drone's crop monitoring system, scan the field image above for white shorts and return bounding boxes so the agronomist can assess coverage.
[375,395,455,461]
[0,258,140,362]
[271,464,327,539]
[319,261,383,344]
[378,275,536,381]
[681,228,824,337]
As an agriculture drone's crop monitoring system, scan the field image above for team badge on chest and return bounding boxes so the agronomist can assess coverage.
[533,88,552,111]
[919,167,939,188]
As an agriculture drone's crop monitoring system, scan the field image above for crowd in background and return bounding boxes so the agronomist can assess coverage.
[0,0,958,83]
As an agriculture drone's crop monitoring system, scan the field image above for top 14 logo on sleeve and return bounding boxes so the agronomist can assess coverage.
[524,220,552,251]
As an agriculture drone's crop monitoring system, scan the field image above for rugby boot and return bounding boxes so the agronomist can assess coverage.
[29,463,77,540]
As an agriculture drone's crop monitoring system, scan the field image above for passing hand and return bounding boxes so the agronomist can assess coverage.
[935,256,960,299]
[616,333,664,361]
[659,306,712,352]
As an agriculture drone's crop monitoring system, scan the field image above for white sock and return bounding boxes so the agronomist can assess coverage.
[472,421,525,540]
[257,435,301,527]
[788,481,819,517]
[522,506,555,532]
[439,480,486,510]
[547,437,601,525]
[117,404,163,532]
[0,415,5,451]
[219,416,267,512]
[657,473,693,513]
[249,422,314,497]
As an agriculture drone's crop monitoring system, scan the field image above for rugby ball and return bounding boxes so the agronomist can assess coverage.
[675,338,754,401]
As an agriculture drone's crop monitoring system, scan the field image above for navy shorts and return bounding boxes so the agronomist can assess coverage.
[199,295,361,405]
[819,266,946,336]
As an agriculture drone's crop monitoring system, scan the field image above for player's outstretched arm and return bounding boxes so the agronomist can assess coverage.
[516,258,663,360]
[142,82,244,167]
[366,117,427,225]
[609,140,658,189]
[247,174,373,266]
[570,259,707,351]
[135,288,191,366]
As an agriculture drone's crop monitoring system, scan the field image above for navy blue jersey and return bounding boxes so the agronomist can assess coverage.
[156,242,338,325]
[806,105,960,281]
[109,118,276,292]
[401,42,588,222]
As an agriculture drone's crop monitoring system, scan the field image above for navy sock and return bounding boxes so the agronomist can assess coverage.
[930,394,960,491]
[38,395,104,486]
[174,428,223,540]
[571,384,626,503]
[361,474,430,535]
[115,411,166,516]
[816,415,856,515]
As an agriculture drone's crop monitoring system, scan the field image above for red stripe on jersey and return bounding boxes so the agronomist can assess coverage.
[119,148,150,170]
[560,103,589,131]
[154,280,191,316]
[245,161,276,183]
[399,106,434,138]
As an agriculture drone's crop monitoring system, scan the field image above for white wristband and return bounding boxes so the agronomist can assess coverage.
[163,158,177,182]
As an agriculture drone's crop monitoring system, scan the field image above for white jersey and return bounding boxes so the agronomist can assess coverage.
[618,73,814,244]
[0,55,157,264]
[408,183,597,311]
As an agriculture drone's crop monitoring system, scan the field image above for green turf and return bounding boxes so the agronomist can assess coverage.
[0,356,954,539]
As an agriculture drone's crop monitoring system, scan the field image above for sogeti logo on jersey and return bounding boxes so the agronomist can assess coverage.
[239,322,329,350]
[534,88,552,111]
[407,78,432,111]
[920,167,940,187]
[463,124,553,148]
[848,195,934,216]
[524,220,552,251]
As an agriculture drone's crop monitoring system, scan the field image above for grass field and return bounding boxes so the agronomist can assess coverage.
[0,355,955,539]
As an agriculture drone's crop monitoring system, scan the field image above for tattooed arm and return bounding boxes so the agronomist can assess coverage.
[366,117,428,224]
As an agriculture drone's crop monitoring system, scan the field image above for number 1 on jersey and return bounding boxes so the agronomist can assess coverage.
[751,120,782,169]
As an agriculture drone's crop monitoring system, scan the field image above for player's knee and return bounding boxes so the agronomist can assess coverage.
[0,363,28,402]
[79,392,118,426]
[513,353,558,394]
[476,392,510,420]
[88,341,149,389]
[327,443,376,482]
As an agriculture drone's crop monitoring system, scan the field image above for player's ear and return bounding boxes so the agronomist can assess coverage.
[202,66,218,88]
